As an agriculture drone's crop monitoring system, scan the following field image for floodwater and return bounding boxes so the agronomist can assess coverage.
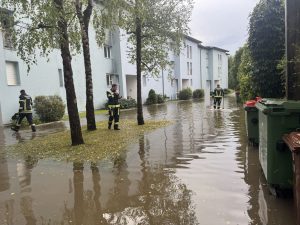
[0,97,296,225]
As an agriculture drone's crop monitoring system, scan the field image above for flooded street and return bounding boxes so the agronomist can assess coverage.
[0,96,296,225]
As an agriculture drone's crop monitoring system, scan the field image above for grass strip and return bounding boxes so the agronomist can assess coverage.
[6,119,171,162]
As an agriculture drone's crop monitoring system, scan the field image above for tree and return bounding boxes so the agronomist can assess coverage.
[1,0,84,145]
[248,0,285,98]
[75,0,96,131]
[237,45,255,100]
[104,0,193,125]
[228,47,244,89]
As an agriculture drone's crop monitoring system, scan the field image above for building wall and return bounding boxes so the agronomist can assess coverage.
[0,25,228,124]
[0,27,117,124]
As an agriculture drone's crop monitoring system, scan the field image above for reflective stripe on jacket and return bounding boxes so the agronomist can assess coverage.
[19,94,33,113]
[213,88,224,98]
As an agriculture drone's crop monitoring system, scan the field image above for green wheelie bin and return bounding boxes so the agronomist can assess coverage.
[244,100,259,146]
[256,99,300,193]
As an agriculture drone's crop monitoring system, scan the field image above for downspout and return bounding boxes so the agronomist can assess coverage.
[199,46,202,89]
[162,67,165,97]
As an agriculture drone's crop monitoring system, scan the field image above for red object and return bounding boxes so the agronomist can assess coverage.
[282,132,300,224]
[244,97,262,107]
[244,100,256,107]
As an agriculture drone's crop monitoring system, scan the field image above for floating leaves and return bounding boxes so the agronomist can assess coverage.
[6,120,171,162]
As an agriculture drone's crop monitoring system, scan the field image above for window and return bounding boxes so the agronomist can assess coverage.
[187,62,190,75]
[187,62,192,75]
[106,74,119,87]
[187,45,189,58]
[6,61,20,86]
[58,69,64,87]
[142,75,147,87]
[218,54,222,64]
[1,9,14,49]
[2,30,13,49]
[104,45,111,58]
[190,46,192,59]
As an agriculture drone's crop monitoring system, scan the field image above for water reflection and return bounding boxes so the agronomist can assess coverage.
[0,98,296,225]
[0,126,9,192]
[18,155,38,225]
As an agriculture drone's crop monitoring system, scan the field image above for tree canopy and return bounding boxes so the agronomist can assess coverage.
[103,0,194,76]
[248,0,285,98]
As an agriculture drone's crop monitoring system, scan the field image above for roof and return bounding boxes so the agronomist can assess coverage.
[184,35,202,44]
[205,46,229,53]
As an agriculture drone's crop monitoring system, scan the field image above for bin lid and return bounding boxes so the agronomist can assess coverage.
[282,132,300,153]
[256,99,300,114]
[244,100,256,107]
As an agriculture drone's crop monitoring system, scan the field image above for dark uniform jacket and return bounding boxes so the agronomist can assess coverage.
[106,90,120,108]
[19,94,33,113]
[213,87,224,98]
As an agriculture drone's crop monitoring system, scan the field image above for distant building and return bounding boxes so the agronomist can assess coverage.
[0,18,228,125]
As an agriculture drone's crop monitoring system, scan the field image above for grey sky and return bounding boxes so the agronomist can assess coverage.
[189,0,259,54]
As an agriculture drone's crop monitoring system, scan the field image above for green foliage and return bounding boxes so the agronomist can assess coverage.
[146,89,158,105]
[228,47,244,89]
[34,95,65,123]
[104,0,194,77]
[145,89,166,105]
[119,98,137,109]
[237,46,256,101]
[157,94,165,104]
[223,89,231,95]
[1,0,108,70]
[178,88,192,100]
[192,89,204,99]
[248,0,285,98]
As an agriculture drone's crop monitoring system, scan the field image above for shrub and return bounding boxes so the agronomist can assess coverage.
[34,95,65,123]
[146,89,158,105]
[157,94,165,104]
[119,98,137,109]
[193,89,204,99]
[223,88,231,95]
[178,88,192,100]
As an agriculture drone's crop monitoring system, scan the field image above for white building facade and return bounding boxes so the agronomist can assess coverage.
[0,25,228,125]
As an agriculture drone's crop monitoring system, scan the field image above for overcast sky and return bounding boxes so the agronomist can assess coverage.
[189,0,259,55]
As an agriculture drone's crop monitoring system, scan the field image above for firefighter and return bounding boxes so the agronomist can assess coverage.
[11,90,36,132]
[107,84,121,130]
[213,84,224,109]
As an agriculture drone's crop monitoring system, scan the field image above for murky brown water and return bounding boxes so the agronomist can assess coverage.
[0,97,296,225]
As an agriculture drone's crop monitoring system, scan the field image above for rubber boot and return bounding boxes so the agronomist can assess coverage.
[11,126,20,132]
[108,122,112,130]
[114,124,120,130]
[31,125,36,132]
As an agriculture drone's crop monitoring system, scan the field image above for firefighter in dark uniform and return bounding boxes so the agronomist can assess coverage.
[107,84,121,130]
[213,84,224,109]
[11,90,36,132]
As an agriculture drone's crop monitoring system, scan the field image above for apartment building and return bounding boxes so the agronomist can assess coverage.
[0,23,228,125]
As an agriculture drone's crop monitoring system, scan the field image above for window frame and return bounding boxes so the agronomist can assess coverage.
[104,45,111,58]
[5,61,20,86]
[58,68,64,87]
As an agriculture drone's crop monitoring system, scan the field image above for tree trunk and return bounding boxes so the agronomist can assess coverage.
[75,0,96,130]
[55,0,84,145]
[286,0,300,100]
[136,17,144,125]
